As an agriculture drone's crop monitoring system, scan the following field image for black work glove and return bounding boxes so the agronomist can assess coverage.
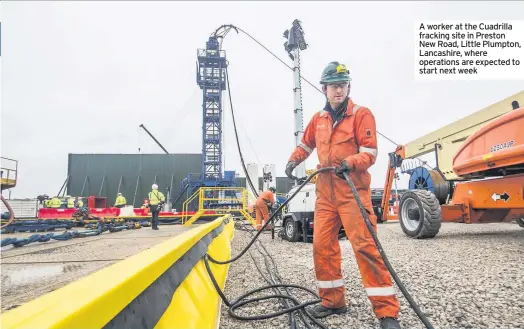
[285,161,298,180]
[335,160,352,180]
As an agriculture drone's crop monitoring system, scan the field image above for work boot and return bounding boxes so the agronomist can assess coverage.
[380,317,401,329]
[307,304,347,318]
[152,226,159,230]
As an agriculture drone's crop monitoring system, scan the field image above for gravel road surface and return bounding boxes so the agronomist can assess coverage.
[220,221,524,329]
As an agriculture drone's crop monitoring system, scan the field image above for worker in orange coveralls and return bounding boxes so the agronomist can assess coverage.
[255,187,276,231]
[285,62,401,329]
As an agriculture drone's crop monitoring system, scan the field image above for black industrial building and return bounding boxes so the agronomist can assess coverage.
[66,154,294,209]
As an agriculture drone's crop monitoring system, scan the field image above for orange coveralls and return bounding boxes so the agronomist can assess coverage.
[288,98,400,319]
[255,190,275,231]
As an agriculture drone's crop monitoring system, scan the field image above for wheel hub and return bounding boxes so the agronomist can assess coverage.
[400,198,421,231]
[407,209,420,221]
[286,221,294,236]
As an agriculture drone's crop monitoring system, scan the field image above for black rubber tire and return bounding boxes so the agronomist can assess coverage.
[375,207,384,224]
[398,190,442,239]
[516,218,524,228]
[284,217,300,242]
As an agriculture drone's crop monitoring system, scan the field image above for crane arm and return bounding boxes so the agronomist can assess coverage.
[403,90,524,179]
[379,90,524,220]
[139,124,169,155]
[380,146,405,220]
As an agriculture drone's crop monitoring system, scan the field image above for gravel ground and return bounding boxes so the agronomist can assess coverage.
[220,221,524,329]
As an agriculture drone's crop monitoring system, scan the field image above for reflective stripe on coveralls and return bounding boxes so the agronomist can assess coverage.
[288,97,399,319]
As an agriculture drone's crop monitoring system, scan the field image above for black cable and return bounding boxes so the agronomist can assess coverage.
[204,168,434,329]
[214,36,434,328]
[208,168,333,265]
[234,26,399,147]
[223,63,323,327]
[225,67,259,199]
[247,220,327,329]
[204,253,322,322]
[203,173,333,325]
[243,220,300,328]
[237,216,320,329]
[342,172,434,329]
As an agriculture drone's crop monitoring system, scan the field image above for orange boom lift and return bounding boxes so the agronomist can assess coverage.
[380,91,524,238]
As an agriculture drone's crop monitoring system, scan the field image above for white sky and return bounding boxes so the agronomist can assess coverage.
[2,1,524,198]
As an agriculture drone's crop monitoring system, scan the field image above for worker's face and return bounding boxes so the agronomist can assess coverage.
[324,83,349,107]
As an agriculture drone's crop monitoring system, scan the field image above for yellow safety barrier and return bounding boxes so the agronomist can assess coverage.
[2,214,235,329]
[182,187,256,227]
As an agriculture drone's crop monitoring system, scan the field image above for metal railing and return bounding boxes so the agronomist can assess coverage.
[181,187,201,223]
[181,187,255,226]
[1,157,18,190]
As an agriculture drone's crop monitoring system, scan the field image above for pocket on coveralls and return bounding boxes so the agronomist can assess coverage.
[363,206,377,227]
[316,125,329,143]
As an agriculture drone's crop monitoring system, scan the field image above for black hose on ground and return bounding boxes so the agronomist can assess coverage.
[204,169,331,326]
[342,172,434,329]
[204,167,435,329]
[231,217,326,329]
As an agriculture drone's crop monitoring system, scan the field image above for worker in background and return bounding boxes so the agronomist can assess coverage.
[141,198,150,215]
[49,196,62,208]
[75,197,84,208]
[141,198,149,209]
[284,62,401,329]
[255,187,275,231]
[66,196,75,209]
[114,192,127,208]
[148,184,165,230]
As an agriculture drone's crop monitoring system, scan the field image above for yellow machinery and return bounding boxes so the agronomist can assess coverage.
[181,187,255,226]
[305,169,317,183]
[1,157,18,191]
[381,90,524,229]
[1,157,18,229]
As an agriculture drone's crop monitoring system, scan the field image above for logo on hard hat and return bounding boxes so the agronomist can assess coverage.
[336,64,347,73]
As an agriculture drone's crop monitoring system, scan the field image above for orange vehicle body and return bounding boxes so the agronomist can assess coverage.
[453,106,524,178]
[381,105,524,225]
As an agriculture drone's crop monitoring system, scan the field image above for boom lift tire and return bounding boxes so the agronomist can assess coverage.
[516,218,524,228]
[284,217,300,242]
[399,189,442,239]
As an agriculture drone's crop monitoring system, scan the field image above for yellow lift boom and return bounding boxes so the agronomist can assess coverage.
[381,90,524,221]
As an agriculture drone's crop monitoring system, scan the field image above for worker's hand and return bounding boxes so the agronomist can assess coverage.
[285,161,299,180]
[335,160,353,180]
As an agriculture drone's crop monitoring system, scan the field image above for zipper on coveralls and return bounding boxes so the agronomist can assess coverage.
[329,115,345,202]
[328,116,344,201]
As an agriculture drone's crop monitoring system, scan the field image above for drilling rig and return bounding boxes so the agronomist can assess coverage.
[177,26,239,210]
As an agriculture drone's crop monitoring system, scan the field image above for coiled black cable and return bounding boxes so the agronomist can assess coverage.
[204,168,435,329]
[204,170,332,326]
[233,217,327,329]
